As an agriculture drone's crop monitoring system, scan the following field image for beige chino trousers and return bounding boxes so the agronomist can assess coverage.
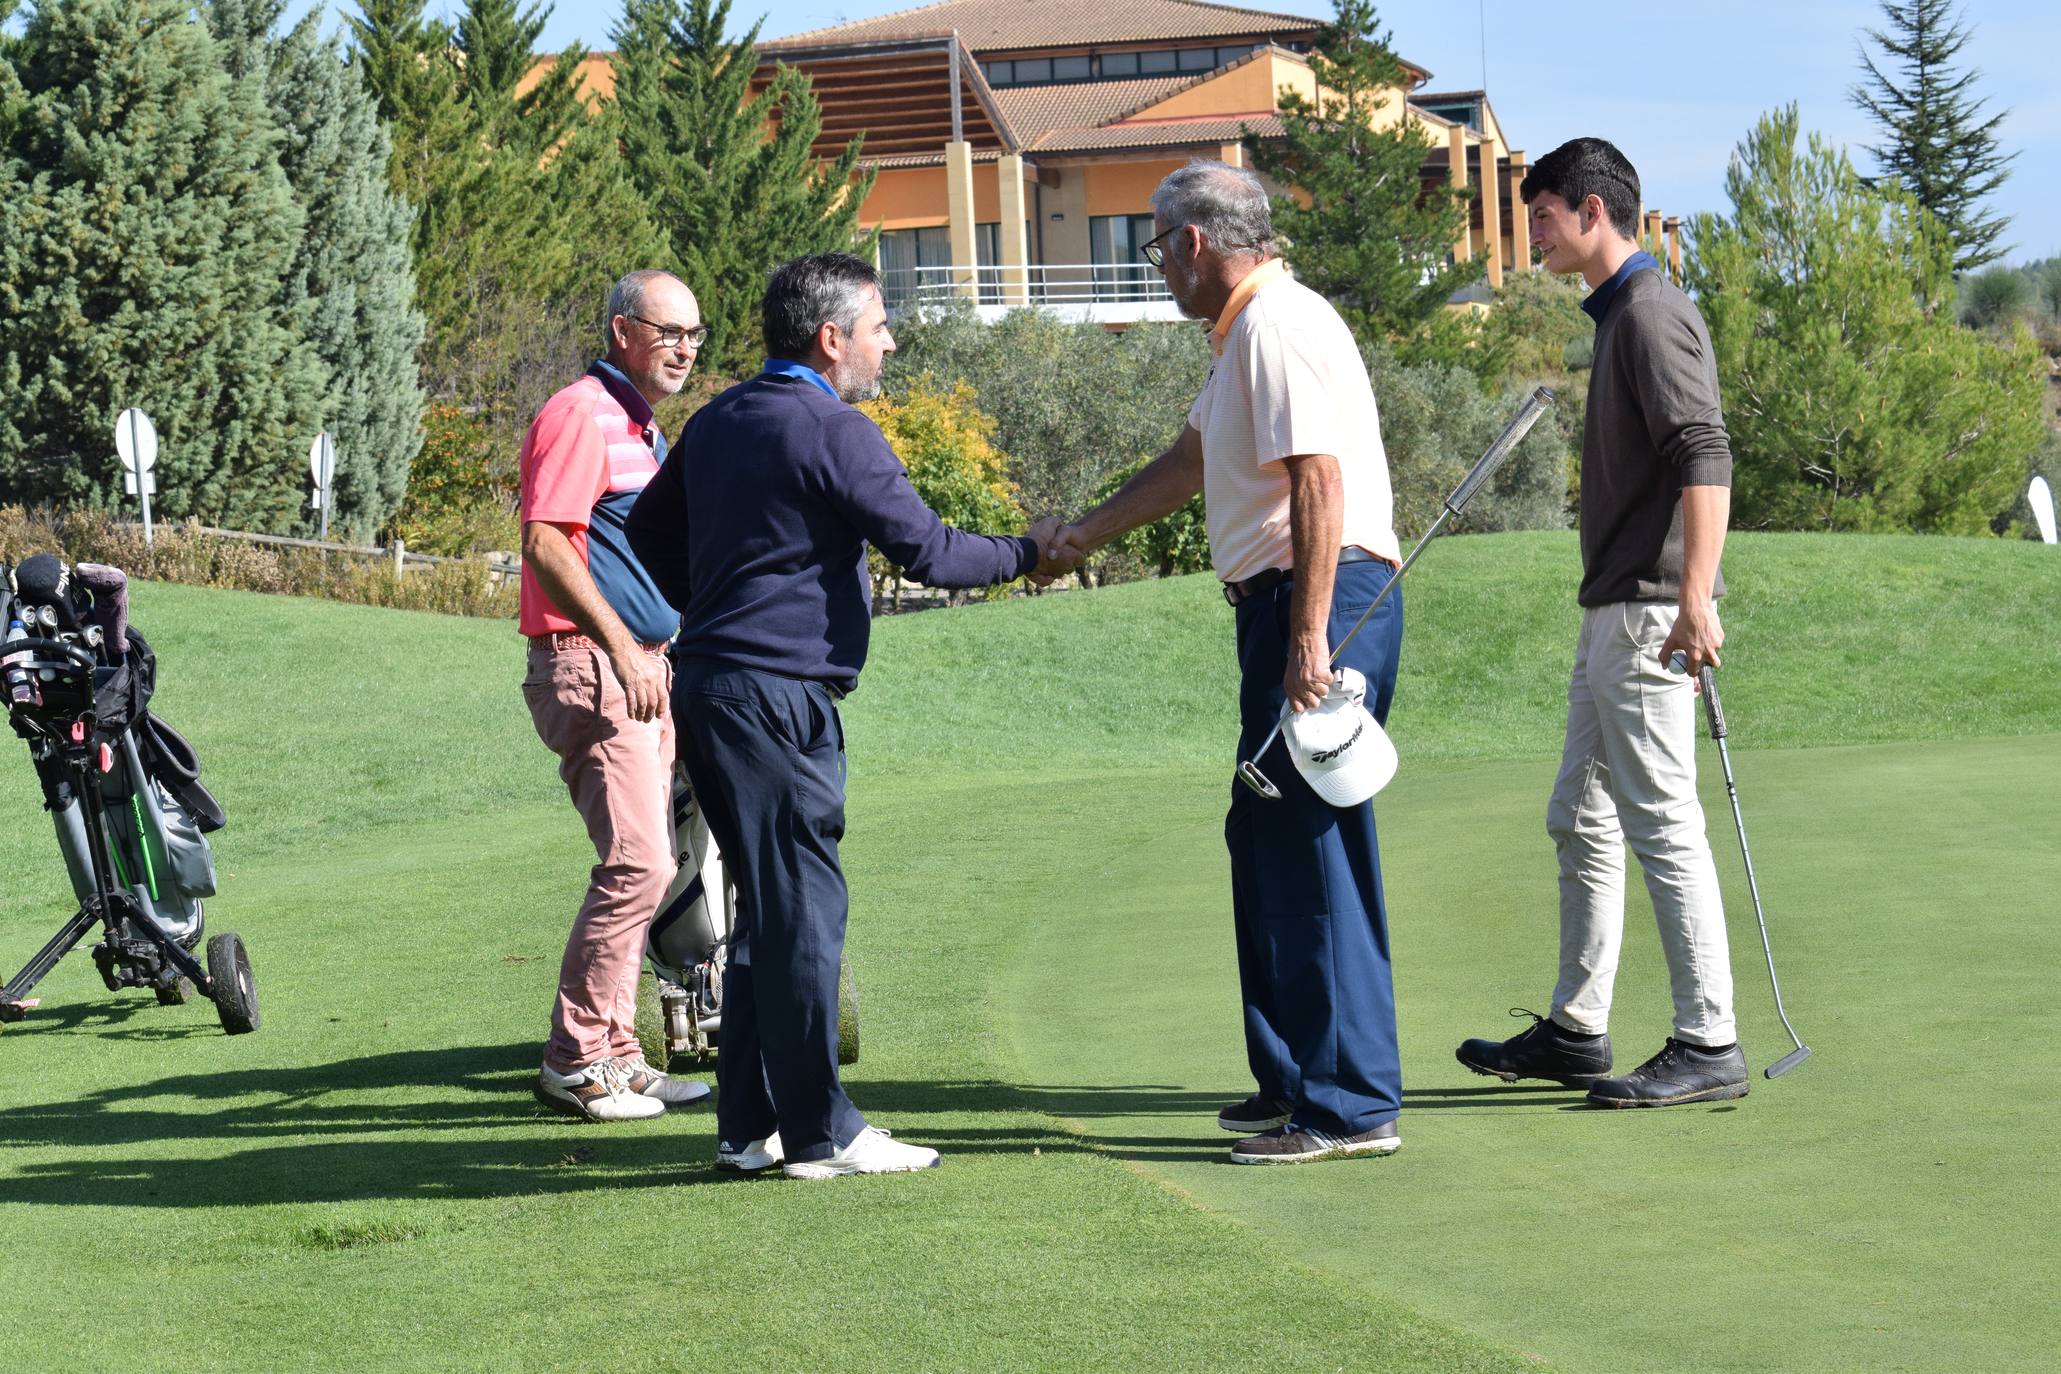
[1547,601,1737,1047]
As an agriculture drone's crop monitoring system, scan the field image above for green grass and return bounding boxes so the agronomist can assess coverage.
[1,531,2056,1371]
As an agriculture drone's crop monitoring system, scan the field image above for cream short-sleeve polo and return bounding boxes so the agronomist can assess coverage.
[1186,270,1400,583]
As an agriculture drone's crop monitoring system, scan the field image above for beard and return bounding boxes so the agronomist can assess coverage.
[830,357,883,402]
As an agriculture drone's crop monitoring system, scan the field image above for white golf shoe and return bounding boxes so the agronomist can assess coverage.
[781,1126,940,1179]
[715,1130,785,1173]
[619,1054,712,1107]
[534,1057,665,1122]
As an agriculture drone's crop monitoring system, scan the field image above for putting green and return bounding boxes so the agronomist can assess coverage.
[1003,736,2061,1372]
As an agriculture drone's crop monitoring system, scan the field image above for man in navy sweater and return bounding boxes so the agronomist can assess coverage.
[628,252,1061,1178]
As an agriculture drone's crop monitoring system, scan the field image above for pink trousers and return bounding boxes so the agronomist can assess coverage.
[522,643,675,1070]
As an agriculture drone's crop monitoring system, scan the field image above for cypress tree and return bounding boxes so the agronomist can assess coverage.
[0,0,324,530]
[208,0,428,540]
[1245,0,1481,366]
[1850,0,2014,273]
[351,0,667,428]
[613,0,873,379]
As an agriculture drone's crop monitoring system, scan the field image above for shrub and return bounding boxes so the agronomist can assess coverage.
[386,404,518,556]
[1366,345,1573,539]
[0,505,516,619]
[885,303,1209,520]
[856,377,1025,608]
[1960,266,2036,329]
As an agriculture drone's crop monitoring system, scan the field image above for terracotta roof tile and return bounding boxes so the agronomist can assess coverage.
[991,76,1195,146]
[1031,115,1285,152]
[765,0,1324,52]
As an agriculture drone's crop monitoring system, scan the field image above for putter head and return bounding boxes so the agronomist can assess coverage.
[1764,1045,1812,1079]
[1236,759,1282,800]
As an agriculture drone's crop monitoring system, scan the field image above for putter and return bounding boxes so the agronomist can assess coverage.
[1236,386,1556,800]
[1672,651,1812,1078]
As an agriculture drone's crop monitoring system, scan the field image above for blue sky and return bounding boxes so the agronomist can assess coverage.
[280,0,2059,264]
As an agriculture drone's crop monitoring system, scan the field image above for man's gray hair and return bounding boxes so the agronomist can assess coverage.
[603,269,677,354]
[1150,161,1276,260]
[762,252,880,359]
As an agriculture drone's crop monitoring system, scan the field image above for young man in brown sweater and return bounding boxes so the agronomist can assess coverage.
[1457,138,1749,1106]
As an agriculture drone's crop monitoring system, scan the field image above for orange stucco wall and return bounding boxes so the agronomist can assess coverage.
[1083,159,1187,217]
[1134,51,1317,121]
[859,162,1010,229]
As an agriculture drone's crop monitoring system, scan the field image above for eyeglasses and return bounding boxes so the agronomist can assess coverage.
[628,314,709,349]
[1139,224,1188,269]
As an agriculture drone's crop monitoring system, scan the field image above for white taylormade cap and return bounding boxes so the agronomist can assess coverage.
[1283,667,1397,806]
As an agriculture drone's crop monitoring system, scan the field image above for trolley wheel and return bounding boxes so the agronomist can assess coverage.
[155,976,195,1006]
[633,968,669,1072]
[836,950,859,1066]
[206,932,259,1035]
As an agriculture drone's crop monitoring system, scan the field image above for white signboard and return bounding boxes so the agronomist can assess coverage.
[2032,476,2057,546]
[114,408,158,546]
[308,431,336,539]
[115,408,157,472]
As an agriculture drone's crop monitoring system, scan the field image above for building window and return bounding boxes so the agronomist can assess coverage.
[1177,46,1216,72]
[1089,212,1156,300]
[879,224,1003,305]
[1052,54,1090,80]
[1138,49,1177,74]
[1012,57,1052,83]
[983,61,1010,85]
[1099,51,1138,77]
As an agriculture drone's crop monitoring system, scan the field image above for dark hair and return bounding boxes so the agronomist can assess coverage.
[1520,138,1640,239]
[762,252,880,359]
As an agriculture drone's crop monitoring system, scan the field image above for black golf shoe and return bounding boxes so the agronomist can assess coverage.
[1456,1008,1613,1086]
[1586,1038,1749,1108]
[1217,1094,1292,1134]
[1229,1120,1400,1165]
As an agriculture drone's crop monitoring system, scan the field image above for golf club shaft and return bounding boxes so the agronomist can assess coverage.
[1694,664,1810,1067]
[1241,386,1557,769]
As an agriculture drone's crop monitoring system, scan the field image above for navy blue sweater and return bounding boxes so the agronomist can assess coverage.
[626,371,1037,695]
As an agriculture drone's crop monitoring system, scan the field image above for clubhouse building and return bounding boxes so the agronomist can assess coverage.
[544,0,1685,321]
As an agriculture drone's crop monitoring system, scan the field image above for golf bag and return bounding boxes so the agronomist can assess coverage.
[0,554,258,1034]
[640,760,858,1067]
[643,763,735,1060]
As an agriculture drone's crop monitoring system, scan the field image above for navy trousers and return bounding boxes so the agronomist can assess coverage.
[1225,559,1404,1136]
[671,661,865,1164]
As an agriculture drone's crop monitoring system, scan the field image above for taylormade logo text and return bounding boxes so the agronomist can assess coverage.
[1311,719,1363,764]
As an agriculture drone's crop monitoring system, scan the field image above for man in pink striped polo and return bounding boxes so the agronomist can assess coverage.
[519,269,711,1122]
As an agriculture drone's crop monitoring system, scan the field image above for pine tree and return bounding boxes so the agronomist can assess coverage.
[208,0,428,540]
[1687,106,2043,534]
[0,0,324,530]
[1850,0,2014,273]
[1245,0,1480,365]
[612,0,873,379]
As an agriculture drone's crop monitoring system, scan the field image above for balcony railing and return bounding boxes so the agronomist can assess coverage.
[880,263,1185,323]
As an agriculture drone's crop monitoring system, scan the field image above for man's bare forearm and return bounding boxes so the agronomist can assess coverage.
[1068,426,1204,553]
[1678,484,1730,604]
[522,521,638,651]
[1281,452,1344,712]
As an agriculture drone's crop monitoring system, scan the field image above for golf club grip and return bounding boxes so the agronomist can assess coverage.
[1698,664,1727,739]
[1448,386,1556,512]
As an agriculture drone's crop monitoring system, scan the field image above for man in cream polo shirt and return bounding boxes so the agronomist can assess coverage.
[1049,161,1407,1165]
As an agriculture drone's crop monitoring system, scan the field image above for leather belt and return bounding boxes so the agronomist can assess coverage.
[527,632,669,654]
[1222,547,1389,606]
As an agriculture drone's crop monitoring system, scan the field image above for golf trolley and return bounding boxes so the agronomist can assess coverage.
[637,762,857,1069]
[0,554,258,1035]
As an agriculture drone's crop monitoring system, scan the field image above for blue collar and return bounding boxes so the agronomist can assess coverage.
[762,357,842,401]
[588,359,656,431]
[1581,250,1661,323]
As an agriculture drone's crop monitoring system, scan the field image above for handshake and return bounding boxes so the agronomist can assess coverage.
[1024,516,1094,587]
